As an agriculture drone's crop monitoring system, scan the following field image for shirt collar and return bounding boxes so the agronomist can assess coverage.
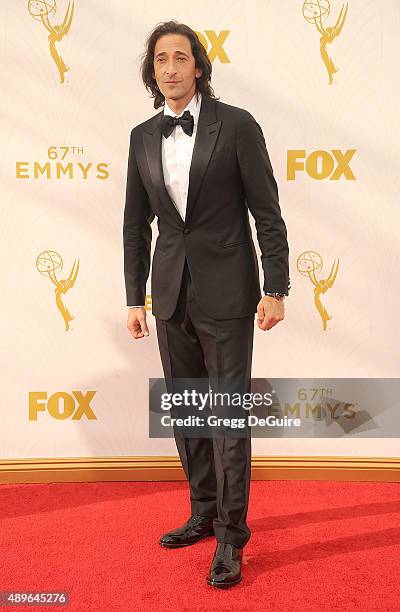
[163,90,202,127]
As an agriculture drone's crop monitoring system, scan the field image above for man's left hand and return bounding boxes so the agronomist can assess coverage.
[256,296,285,331]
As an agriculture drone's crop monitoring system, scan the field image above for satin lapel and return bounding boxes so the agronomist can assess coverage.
[141,96,221,227]
[142,111,184,226]
[185,96,221,225]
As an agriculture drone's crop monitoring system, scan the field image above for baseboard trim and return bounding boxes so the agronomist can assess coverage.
[1,455,400,484]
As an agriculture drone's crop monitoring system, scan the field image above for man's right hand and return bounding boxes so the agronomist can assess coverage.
[127,307,149,339]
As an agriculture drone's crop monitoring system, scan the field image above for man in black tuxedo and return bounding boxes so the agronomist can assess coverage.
[123,21,290,588]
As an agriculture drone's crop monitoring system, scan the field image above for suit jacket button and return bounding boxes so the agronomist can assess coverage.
[183,228,190,234]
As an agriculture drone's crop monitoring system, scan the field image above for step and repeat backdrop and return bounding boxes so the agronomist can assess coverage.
[1,0,399,459]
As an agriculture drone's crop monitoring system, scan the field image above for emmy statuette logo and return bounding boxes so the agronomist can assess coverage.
[302,0,348,84]
[28,0,75,83]
[36,250,79,331]
[297,250,339,331]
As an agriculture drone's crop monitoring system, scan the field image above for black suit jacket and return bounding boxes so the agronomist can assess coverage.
[123,94,290,320]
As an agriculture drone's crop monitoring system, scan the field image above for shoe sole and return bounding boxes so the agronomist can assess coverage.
[206,575,243,588]
[159,531,214,549]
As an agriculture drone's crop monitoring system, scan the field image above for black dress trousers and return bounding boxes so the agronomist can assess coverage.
[155,258,255,548]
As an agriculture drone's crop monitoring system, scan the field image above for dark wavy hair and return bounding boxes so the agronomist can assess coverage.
[138,20,219,109]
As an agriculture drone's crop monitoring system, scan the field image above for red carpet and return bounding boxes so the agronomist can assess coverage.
[1,479,400,611]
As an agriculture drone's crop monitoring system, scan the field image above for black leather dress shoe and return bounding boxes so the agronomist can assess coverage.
[159,514,215,548]
[206,542,243,588]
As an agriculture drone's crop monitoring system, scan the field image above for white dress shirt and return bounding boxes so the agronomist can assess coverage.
[128,91,202,308]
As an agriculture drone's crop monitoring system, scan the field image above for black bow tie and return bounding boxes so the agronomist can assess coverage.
[161,110,194,138]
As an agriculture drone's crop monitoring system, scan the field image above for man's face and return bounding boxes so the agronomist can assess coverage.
[152,34,203,103]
